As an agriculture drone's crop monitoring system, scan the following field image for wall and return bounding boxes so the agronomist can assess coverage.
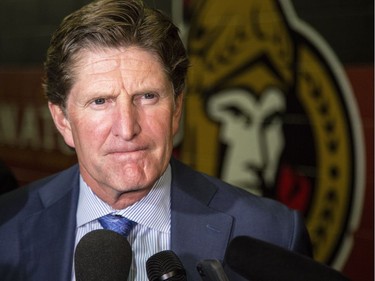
[272,2,374,280]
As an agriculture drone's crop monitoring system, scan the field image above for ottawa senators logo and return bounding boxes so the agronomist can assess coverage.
[178,0,365,268]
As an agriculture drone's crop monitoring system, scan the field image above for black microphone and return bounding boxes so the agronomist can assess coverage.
[146,250,187,281]
[225,236,350,281]
[74,229,132,281]
[197,259,230,281]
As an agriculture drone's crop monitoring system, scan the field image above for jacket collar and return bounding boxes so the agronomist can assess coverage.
[21,165,80,281]
[170,158,233,280]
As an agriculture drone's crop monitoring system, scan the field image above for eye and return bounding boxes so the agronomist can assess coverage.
[222,105,242,117]
[88,97,112,110]
[221,105,251,125]
[262,111,284,129]
[133,92,159,105]
[144,93,156,99]
[93,98,106,105]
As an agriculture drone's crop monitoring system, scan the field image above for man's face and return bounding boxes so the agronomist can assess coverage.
[49,47,183,206]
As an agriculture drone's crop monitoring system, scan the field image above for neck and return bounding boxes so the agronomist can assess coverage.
[94,187,151,210]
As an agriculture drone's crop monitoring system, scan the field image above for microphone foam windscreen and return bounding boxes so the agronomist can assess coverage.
[74,229,132,281]
[225,236,349,281]
[146,250,187,281]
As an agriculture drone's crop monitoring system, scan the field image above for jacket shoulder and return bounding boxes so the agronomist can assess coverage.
[0,164,79,225]
[170,158,311,255]
[207,174,311,255]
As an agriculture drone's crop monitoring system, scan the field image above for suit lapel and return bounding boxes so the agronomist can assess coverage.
[170,159,233,280]
[21,166,79,281]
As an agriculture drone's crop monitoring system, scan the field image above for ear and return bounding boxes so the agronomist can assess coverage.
[48,102,75,148]
[172,92,184,135]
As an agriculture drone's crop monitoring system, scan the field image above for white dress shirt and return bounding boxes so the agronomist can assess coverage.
[72,165,172,281]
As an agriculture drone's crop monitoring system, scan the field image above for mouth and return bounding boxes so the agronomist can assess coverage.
[106,146,148,156]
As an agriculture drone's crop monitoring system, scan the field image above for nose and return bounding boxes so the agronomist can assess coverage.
[244,127,267,172]
[112,99,141,140]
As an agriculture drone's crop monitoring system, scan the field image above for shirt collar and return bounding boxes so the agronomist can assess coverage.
[76,165,171,233]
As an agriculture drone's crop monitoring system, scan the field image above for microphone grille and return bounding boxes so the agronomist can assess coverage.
[146,250,186,281]
[74,229,132,281]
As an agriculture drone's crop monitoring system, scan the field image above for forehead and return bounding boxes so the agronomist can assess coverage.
[73,46,164,76]
[66,46,173,100]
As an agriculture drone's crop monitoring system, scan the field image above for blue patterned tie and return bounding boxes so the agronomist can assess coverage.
[98,214,136,237]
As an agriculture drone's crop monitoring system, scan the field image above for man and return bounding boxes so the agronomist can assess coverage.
[0,0,311,280]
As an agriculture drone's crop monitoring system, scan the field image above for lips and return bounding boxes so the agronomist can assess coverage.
[106,146,147,155]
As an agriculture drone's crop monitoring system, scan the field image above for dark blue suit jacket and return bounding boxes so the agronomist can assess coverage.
[0,158,311,280]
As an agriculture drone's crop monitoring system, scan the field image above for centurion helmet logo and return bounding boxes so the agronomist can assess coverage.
[179,0,365,268]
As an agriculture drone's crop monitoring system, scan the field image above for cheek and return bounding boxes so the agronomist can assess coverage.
[143,109,175,140]
[172,114,181,136]
[70,113,111,147]
[266,125,284,160]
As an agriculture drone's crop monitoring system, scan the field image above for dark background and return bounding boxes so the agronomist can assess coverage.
[0,0,372,65]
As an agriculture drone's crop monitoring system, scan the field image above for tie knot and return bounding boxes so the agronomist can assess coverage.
[98,214,136,237]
